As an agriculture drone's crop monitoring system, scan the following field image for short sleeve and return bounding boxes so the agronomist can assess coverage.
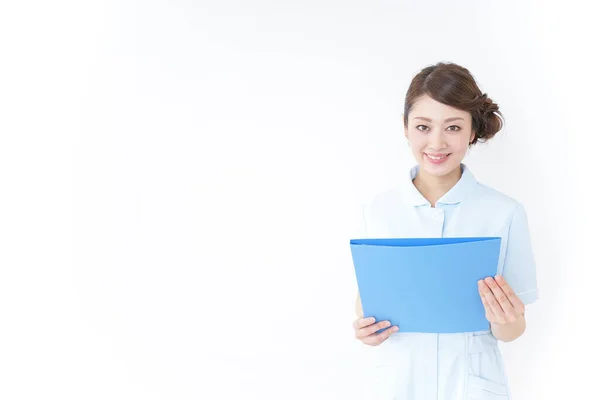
[502,203,539,305]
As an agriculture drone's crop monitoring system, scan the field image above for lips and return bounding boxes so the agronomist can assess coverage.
[425,153,449,160]
[424,153,451,164]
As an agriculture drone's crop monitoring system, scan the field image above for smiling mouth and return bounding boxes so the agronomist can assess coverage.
[424,153,450,161]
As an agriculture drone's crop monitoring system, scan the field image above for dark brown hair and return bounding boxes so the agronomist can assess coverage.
[403,62,504,146]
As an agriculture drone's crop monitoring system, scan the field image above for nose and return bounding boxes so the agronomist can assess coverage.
[428,130,446,151]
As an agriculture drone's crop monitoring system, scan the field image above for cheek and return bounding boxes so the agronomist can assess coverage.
[409,135,428,151]
[449,134,471,151]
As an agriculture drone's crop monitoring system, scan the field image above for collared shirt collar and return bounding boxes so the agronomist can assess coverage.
[403,163,479,207]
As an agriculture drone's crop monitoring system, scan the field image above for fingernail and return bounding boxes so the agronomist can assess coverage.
[393,326,399,332]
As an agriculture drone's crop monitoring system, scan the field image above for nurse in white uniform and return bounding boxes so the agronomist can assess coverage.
[353,62,539,399]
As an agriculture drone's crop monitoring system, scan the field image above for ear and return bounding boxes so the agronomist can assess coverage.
[470,130,476,144]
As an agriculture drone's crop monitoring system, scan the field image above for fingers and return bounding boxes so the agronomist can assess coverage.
[478,287,494,321]
[484,276,519,322]
[478,279,507,323]
[353,317,376,330]
[353,317,399,345]
[478,280,496,321]
[495,275,525,315]
[355,319,391,339]
[362,325,399,346]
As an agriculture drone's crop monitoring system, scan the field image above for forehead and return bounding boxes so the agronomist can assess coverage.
[409,95,471,121]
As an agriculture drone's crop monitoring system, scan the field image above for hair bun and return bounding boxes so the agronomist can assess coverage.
[481,93,499,115]
[480,93,491,109]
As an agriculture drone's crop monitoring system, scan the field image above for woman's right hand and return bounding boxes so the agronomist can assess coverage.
[353,317,399,346]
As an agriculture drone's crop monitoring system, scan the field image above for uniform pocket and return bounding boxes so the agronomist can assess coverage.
[467,375,509,399]
[467,334,510,399]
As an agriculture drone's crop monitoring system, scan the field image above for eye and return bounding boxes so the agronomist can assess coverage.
[447,125,461,131]
[416,125,429,132]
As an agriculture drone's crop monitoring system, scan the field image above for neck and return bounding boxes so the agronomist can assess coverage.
[413,165,462,207]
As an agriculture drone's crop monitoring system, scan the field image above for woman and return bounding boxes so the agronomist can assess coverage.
[353,62,539,399]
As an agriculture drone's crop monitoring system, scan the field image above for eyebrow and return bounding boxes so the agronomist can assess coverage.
[413,117,465,122]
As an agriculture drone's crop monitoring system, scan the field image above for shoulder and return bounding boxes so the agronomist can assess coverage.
[472,182,526,219]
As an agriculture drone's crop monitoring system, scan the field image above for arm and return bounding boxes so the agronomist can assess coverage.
[355,291,364,318]
[484,203,539,342]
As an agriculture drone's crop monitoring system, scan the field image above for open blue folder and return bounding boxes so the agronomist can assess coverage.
[350,237,501,333]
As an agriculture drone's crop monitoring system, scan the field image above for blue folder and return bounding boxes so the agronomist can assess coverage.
[350,237,501,333]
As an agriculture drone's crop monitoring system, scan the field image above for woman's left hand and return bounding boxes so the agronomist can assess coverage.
[478,275,525,325]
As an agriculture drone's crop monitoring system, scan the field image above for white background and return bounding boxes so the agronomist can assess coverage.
[0,1,596,399]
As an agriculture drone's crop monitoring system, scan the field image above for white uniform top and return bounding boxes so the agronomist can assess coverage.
[360,163,539,400]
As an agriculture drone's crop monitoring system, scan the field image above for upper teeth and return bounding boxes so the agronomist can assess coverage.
[427,154,447,160]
